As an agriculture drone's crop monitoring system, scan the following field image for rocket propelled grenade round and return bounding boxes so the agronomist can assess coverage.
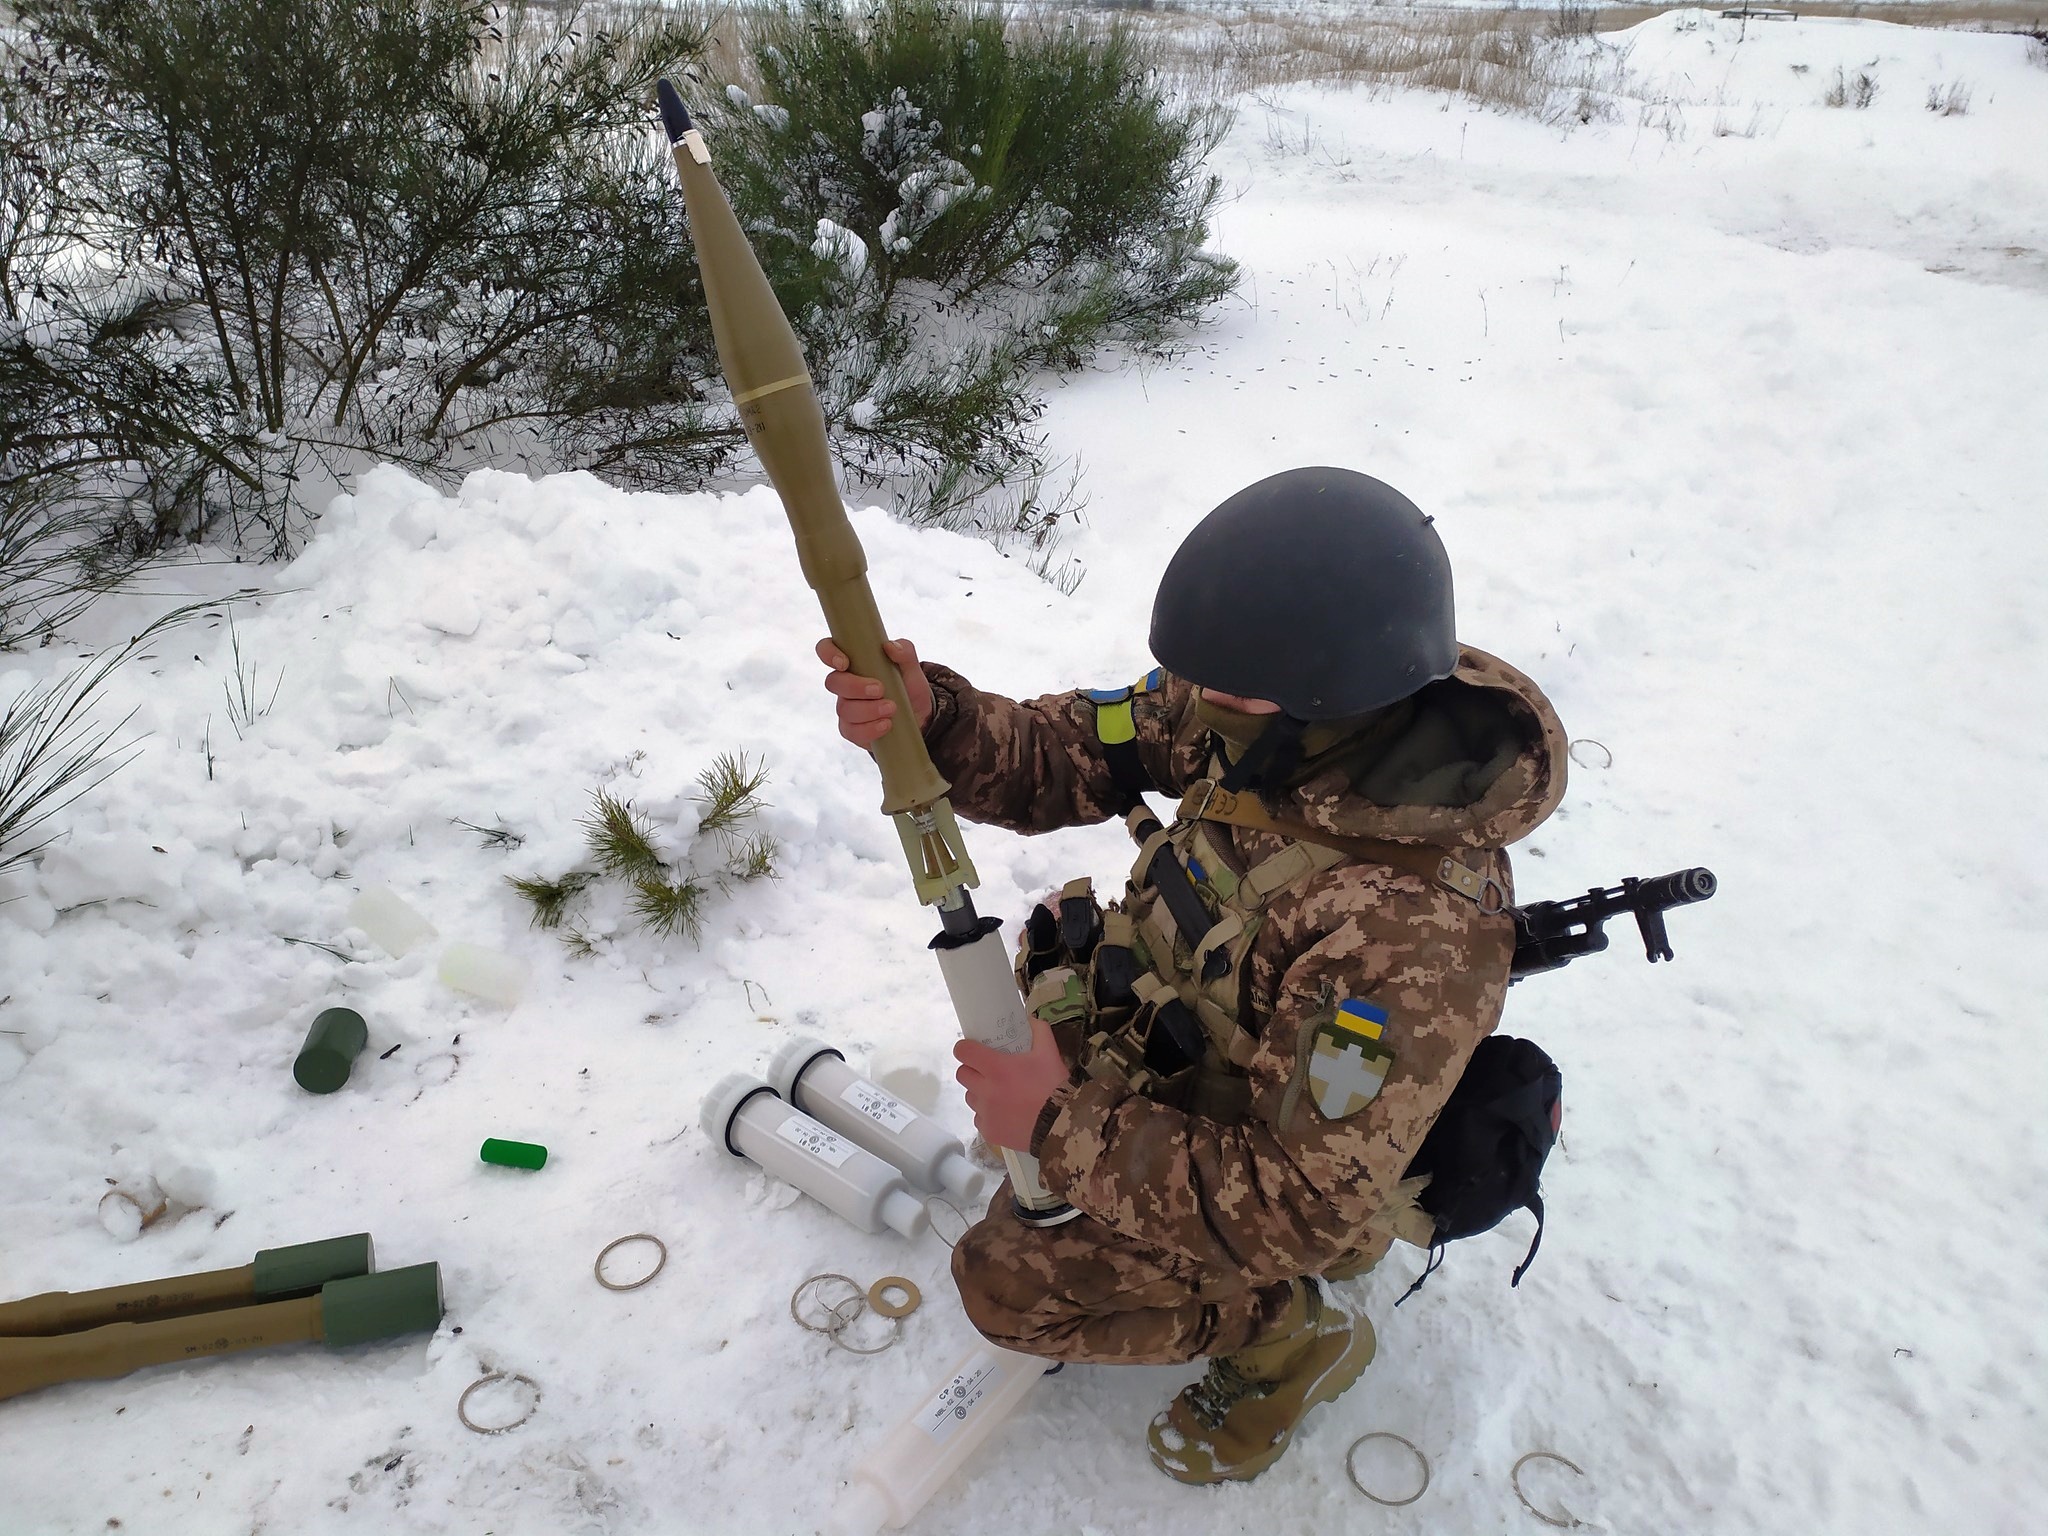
[656,81,950,828]
[0,1233,375,1337]
[0,1263,443,1404]
[663,93,1081,1228]
[657,81,1074,1225]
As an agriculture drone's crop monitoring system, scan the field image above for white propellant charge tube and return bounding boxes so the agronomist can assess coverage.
[769,1038,988,1207]
[830,1339,1053,1536]
[930,924,1077,1224]
[701,1075,928,1239]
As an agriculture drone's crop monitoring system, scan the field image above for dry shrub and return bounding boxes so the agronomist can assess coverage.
[1925,78,1974,112]
[1090,6,1658,124]
[1057,0,2048,125]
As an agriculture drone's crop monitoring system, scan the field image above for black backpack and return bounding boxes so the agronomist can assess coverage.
[1394,1033,1562,1303]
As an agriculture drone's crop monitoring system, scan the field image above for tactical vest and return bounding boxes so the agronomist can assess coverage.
[1017,804,1354,1122]
[1020,676,1557,1285]
[1017,678,1507,1129]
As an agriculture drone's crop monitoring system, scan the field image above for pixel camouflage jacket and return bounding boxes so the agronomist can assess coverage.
[920,646,1568,1282]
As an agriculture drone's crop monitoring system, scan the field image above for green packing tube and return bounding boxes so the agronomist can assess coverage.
[294,1007,369,1094]
[321,1263,445,1348]
[480,1138,547,1170]
[251,1233,376,1299]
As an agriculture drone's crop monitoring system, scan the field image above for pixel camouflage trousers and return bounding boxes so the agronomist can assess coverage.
[952,1180,1393,1365]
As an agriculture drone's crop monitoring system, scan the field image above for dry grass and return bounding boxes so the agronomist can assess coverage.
[1019,1,2048,123]
[638,2,2048,127]
[1063,6,1655,120]
[1718,0,2048,26]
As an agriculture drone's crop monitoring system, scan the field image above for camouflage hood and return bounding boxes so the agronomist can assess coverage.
[1282,645,1568,852]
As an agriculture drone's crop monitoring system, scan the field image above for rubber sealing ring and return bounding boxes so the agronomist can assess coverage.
[791,1273,867,1336]
[594,1232,668,1292]
[867,1276,922,1318]
[925,1195,970,1250]
[1512,1450,1586,1528]
[1569,738,1613,770]
[1345,1431,1431,1507]
[826,1313,902,1356]
[458,1372,541,1435]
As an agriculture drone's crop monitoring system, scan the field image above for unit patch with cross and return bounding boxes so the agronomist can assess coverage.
[1307,999,1397,1120]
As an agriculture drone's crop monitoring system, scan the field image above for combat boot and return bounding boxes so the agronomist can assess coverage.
[1145,1278,1375,1484]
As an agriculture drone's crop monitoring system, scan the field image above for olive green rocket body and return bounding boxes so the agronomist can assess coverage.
[657,83,1072,1223]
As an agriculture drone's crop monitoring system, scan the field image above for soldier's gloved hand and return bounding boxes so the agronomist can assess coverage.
[816,636,934,747]
[953,1017,1069,1154]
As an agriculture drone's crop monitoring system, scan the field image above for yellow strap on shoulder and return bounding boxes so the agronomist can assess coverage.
[1095,697,1137,746]
[1088,670,1159,747]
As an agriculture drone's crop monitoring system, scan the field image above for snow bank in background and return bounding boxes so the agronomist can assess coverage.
[3,13,2044,1536]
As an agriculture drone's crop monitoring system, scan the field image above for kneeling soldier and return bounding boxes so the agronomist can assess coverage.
[818,466,1567,1484]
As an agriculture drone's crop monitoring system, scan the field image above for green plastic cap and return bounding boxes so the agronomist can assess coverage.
[251,1233,376,1298]
[321,1262,444,1348]
[294,1007,370,1093]
[480,1138,548,1170]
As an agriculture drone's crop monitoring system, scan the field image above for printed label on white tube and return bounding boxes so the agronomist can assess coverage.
[840,1079,918,1133]
[915,1360,1006,1444]
[776,1117,859,1167]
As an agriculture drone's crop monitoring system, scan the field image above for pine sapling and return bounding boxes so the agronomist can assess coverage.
[694,750,770,842]
[526,759,782,953]
[583,789,667,882]
[725,831,780,884]
[509,871,596,930]
[631,875,707,940]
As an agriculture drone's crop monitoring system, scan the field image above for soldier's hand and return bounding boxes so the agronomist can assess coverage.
[817,636,934,748]
[953,1017,1069,1154]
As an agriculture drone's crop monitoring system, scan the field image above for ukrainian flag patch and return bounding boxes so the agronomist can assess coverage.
[1307,1000,1396,1120]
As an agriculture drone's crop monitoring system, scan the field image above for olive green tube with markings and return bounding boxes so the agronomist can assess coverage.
[0,1263,442,1403]
[0,1233,374,1337]
[656,82,1073,1225]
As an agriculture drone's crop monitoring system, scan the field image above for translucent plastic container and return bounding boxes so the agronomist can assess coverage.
[830,1340,1053,1534]
[437,943,530,1005]
[347,887,437,958]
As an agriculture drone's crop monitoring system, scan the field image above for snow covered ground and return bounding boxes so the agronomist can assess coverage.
[3,11,2045,1534]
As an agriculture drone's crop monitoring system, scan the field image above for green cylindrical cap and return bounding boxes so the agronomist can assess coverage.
[251,1233,376,1299]
[294,1007,370,1093]
[320,1262,444,1348]
[480,1138,548,1170]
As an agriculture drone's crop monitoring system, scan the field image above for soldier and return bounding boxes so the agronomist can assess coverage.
[818,466,1568,1485]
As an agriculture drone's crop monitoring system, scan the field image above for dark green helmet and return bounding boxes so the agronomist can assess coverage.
[1149,467,1457,719]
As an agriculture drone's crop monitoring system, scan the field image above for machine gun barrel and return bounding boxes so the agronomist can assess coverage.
[1510,867,1716,980]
